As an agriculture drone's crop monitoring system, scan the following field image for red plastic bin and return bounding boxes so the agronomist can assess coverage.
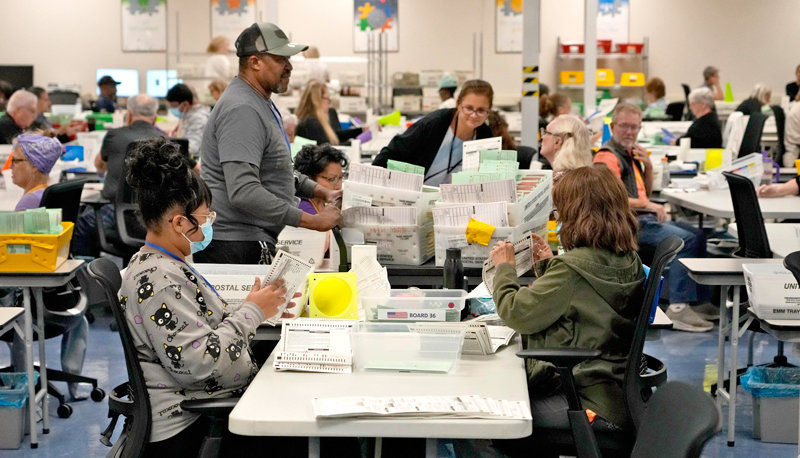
[561,43,585,54]
[597,40,612,53]
[616,43,644,54]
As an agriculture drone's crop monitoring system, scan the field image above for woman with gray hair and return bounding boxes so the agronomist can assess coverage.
[736,83,772,115]
[539,114,593,177]
[670,88,722,148]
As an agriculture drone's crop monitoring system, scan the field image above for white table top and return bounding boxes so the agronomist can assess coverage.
[680,257,783,286]
[0,259,84,288]
[229,336,532,440]
[662,188,800,219]
[0,307,23,328]
[728,223,800,259]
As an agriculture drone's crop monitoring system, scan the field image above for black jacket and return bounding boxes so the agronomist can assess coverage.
[296,116,361,145]
[679,111,722,149]
[100,120,164,201]
[0,113,23,144]
[372,108,494,172]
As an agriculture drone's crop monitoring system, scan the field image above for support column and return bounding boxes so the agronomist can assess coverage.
[583,0,598,116]
[520,0,540,149]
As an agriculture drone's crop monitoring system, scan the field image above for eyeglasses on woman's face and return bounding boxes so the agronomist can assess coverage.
[318,174,345,185]
[461,105,489,118]
[191,211,217,226]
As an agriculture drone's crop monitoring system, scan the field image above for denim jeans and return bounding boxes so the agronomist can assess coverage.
[638,214,710,304]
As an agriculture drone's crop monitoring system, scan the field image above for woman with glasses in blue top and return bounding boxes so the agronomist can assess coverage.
[373,79,495,186]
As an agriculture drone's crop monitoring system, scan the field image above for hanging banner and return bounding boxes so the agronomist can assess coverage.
[597,0,630,43]
[353,0,399,52]
[121,0,167,52]
[211,0,258,46]
[496,0,523,53]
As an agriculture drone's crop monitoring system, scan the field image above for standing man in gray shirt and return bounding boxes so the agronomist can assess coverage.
[197,22,342,264]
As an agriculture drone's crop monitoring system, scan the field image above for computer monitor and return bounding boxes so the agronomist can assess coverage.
[146,70,183,98]
[95,69,139,97]
[0,65,34,92]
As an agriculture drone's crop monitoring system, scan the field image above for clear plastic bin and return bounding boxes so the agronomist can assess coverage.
[0,372,38,449]
[361,289,466,322]
[742,367,800,444]
[351,322,466,373]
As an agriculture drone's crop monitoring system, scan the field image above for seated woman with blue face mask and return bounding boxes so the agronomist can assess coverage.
[119,137,290,454]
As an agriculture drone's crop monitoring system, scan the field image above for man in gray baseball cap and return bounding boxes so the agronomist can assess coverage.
[197,23,341,265]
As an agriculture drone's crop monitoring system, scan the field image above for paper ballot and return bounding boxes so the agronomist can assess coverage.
[440,180,517,204]
[262,250,315,325]
[348,163,424,192]
[481,233,535,292]
[273,318,357,373]
[462,136,502,171]
[432,202,509,227]
[312,395,531,420]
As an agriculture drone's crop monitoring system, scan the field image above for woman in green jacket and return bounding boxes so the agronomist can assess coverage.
[489,166,645,431]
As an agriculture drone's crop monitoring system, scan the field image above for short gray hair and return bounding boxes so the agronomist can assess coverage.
[6,90,37,113]
[750,83,772,105]
[702,66,718,81]
[611,102,642,124]
[689,87,714,109]
[126,94,158,119]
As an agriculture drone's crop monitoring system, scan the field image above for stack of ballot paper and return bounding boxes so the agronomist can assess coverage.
[262,250,315,325]
[432,137,552,267]
[273,318,357,373]
[341,162,441,265]
[312,395,531,420]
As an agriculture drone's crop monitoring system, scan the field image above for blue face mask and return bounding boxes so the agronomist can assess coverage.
[182,221,213,254]
[169,107,183,119]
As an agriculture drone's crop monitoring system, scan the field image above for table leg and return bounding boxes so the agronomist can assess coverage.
[33,288,49,435]
[716,286,727,415]
[21,288,37,448]
[728,286,741,447]
[374,437,382,458]
[425,439,437,458]
[308,437,320,458]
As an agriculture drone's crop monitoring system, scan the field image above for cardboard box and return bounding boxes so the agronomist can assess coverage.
[419,70,445,87]
[743,263,800,319]
[393,95,422,113]
[338,96,367,113]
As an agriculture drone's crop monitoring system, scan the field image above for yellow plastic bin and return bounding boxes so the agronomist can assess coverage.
[0,222,74,272]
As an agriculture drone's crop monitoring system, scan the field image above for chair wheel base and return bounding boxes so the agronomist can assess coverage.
[91,387,106,402]
[57,403,73,418]
[727,441,735,447]
[31,443,38,449]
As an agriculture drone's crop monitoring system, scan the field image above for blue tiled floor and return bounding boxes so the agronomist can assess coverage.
[0,312,797,457]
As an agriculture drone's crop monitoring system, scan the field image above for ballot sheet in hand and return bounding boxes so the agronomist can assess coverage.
[262,250,315,325]
[481,233,534,292]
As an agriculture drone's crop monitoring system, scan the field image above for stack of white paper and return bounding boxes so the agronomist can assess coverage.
[440,180,517,204]
[348,163,424,192]
[312,395,531,420]
[432,202,509,227]
[342,206,418,226]
[273,318,357,373]
[481,233,535,292]
[262,250,315,325]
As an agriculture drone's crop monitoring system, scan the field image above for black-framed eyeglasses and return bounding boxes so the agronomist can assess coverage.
[461,105,489,117]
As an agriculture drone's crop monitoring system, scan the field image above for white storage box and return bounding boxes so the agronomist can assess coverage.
[507,171,553,227]
[362,289,467,322]
[346,222,434,265]
[351,322,466,373]
[434,221,547,268]
[338,71,366,86]
[338,96,367,113]
[393,95,422,113]
[343,181,440,222]
[422,96,442,111]
[419,70,445,87]
[743,263,800,319]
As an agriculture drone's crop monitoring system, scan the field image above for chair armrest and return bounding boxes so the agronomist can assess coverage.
[641,354,667,387]
[180,397,240,417]
[107,382,134,417]
[516,348,602,369]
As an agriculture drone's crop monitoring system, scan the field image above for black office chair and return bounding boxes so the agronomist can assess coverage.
[49,90,80,106]
[665,101,685,122]
[87,258,238,458]
[717,171,793,394]
[771,105,786,160]
[516,145,536,170]
[628,381,719,458]
[738,112,768,158]
[114,180,147,249]
[783,251,800,298]
[681,84,695,121]
[497,236,681,458]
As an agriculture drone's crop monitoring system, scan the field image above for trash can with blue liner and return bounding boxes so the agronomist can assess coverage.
[0,372,38,449]
[741,366,800,444]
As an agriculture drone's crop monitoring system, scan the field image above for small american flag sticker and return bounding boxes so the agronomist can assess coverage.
[386,311,408,319]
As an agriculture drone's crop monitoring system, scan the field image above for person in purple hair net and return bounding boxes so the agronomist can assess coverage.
[10,132,62,211]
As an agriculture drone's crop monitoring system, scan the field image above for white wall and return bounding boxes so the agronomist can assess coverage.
[1,0,798,103]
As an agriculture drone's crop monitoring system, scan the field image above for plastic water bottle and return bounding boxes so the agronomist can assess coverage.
[761,150,774,186]
[443,248,466,319]
[661,157,671,190]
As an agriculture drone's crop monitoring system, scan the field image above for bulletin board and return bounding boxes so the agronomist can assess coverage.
[121,0,167,52]
[211,0,258,46]
[597,0,630,43]
[353,0,399,52]
[496,0,523,53]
